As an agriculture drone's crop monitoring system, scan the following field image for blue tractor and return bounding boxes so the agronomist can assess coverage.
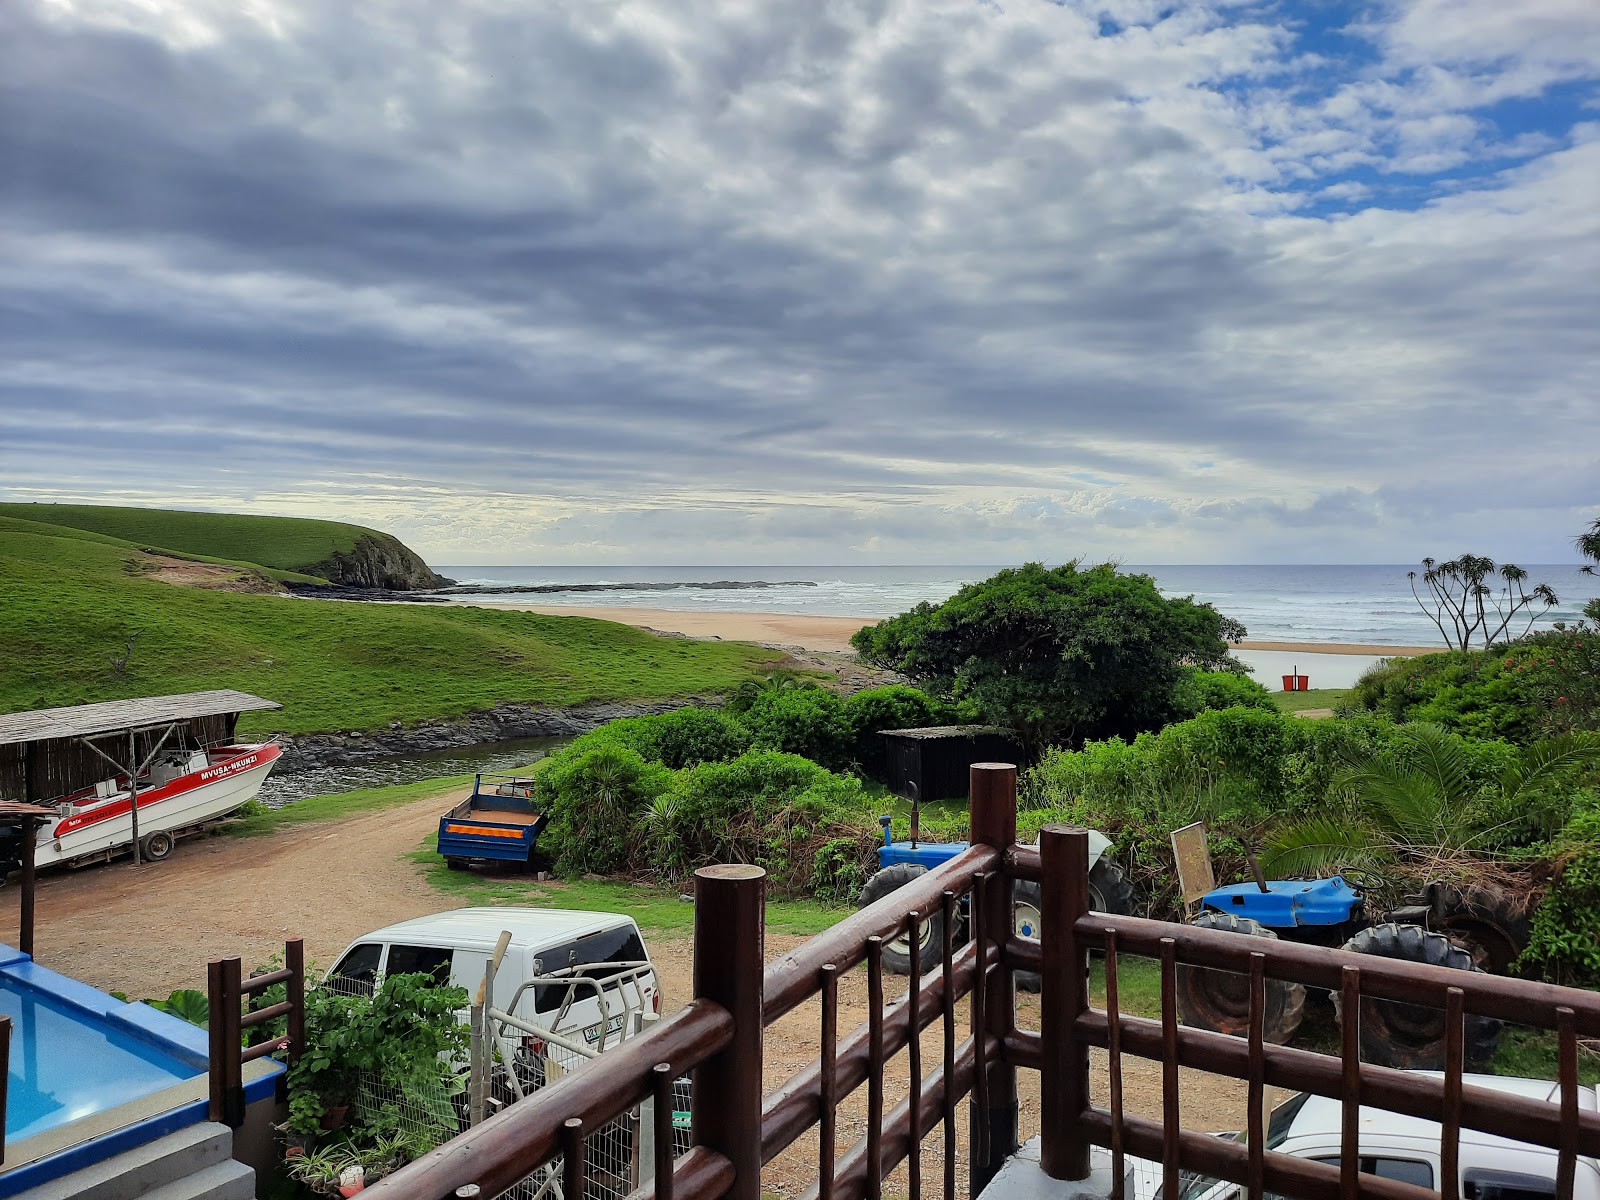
[1171,824,1528,1068]
[856,793,1139,991]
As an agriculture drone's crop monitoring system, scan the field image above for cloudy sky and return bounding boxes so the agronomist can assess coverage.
[2,0,1597,565]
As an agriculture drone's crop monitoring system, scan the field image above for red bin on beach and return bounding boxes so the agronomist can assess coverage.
[1281,673,1310,691]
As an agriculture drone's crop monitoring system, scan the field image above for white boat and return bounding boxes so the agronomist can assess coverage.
[32,741,282,867]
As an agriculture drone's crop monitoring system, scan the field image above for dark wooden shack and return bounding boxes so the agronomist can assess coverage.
[880,725,1023,802]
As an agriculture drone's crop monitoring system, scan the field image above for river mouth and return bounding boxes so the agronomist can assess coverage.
[258,736,573,808]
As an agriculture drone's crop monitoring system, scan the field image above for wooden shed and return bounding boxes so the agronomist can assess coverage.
[880,725,1023,802]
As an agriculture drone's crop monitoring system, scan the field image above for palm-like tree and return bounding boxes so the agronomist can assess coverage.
[1579,517,1600,576]
[1264,723,1600,880]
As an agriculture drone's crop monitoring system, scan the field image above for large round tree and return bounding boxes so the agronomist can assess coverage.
[851,561,1246,753]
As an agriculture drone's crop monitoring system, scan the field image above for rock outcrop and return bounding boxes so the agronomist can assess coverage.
[303,532,453,591]
[273,696,724,773]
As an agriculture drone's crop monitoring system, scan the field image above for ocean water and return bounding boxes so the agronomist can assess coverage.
[436,563,1599,649]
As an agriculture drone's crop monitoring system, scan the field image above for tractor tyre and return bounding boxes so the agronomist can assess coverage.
[1176,912,1306,1044]
[857,864,945,976]
[1431,884,1532,976]
[1009,860,1140,995]
[1335,923,1502,1069]
[1088,858,1141,918]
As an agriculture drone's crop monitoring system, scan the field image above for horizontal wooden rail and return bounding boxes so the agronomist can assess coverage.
[240,966,295,994]
[239,1000,294,1029]
[1005,1013,1600,1157]
[624,1145,737,1200]
[1001,916,1600,1035]
[362,999,734,1200]
[763,844,996,1025]
[762,939,986,1163]
[1080,1108,1443,1200]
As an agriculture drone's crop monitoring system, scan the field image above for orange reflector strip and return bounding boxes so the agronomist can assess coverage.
[444,824,526,839]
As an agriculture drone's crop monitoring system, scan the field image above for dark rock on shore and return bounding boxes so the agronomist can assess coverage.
[273,696,724,773]
[302,532,454,591]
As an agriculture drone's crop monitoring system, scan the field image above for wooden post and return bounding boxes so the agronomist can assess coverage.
[18,816,37,961]
[691,864,765,1200]
[21,745,40,960]
[969,763,1018,1196]
[286,938,306,1066]
[207,958,226,1123]
[1041,826,1092,1180]
[127,731,142,867]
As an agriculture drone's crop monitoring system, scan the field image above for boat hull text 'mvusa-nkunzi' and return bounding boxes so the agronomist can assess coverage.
[0,690,283,870]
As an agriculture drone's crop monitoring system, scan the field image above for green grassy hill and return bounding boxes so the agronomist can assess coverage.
[0,502,443,588]
[0,517,782,735]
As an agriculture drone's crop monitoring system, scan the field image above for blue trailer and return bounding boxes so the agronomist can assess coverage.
[437,774,551,873]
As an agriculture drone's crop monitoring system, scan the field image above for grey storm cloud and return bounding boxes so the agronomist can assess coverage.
[0,0,1597,563]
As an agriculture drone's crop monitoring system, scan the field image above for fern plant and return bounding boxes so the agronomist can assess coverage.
[1264,723,1600,880]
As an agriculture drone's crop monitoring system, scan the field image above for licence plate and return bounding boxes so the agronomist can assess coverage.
[582,1013,627,1044]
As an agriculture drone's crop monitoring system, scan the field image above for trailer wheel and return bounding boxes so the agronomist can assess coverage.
[1176,912,1306,1044]
[445,857,468,872]
[1431,884,1532,976]
[1335,923,1502,1068]
[857,864,944,976]
[140,831,175,862]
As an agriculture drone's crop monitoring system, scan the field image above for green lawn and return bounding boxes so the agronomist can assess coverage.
[1270,688,1349,714]
[0,519,783,735]
[0,502,373,575]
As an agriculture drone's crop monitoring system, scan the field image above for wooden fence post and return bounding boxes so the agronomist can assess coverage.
[692,864,766,1200]
[1041,826,1092,1180]
[969,763,1018,1196]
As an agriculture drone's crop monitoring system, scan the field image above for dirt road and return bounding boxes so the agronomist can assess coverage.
[1,787,1262,1195]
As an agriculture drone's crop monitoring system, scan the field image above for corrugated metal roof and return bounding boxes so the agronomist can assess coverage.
[0,691,281,747]
[880,725,1015,740]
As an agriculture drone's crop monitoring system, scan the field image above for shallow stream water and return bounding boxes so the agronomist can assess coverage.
[257,736,573,808]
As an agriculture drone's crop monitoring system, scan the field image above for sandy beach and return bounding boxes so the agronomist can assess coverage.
[469,602,1435,660]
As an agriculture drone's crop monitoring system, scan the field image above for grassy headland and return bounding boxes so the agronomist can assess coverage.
[0,502,442,587]
[0,516,784,734]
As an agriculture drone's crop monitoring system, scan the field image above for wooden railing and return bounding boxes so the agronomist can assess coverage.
[365,765,1599,1200]
[207,937,305,1127]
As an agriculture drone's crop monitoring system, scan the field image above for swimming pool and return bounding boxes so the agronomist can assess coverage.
[0,945,282,1198]
[1,981,203,1141]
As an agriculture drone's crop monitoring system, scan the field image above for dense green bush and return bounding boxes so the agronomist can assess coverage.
[842,684,957,775]
[852,561,1245,752]
[739,687,855,771]
[1018,708,1536,916]
[1347,628,1599,743]
[537,742,674,875]
[644,750,876,897]
[1173,668,1275,717]
[1521,793,1600,986]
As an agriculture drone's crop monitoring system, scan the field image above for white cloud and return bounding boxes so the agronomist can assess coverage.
[0,0,1596,563]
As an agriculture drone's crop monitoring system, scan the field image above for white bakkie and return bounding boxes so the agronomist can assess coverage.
[1110,1073,1599,1200]
[326,906,660,1051]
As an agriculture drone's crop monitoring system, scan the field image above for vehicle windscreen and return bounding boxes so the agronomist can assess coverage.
[532,925,648,1014]
[1172,1092,1313,1200]
[325,942,381,996]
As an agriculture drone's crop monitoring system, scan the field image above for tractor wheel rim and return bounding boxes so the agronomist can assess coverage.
[1015,901,1042,941]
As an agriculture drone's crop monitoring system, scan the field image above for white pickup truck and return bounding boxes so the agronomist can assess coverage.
[1132,1074,1600,1200]
[326,906,661,1055]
